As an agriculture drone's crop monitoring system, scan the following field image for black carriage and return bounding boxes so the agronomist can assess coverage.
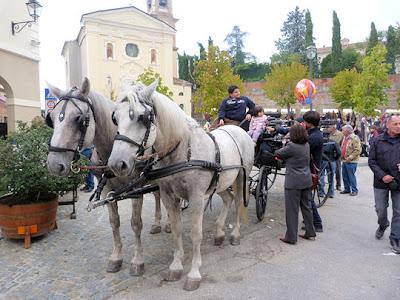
[241,119,334,222]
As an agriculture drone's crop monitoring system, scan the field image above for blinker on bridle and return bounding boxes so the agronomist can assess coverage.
[113,93,155,157]
[47,87,96,170]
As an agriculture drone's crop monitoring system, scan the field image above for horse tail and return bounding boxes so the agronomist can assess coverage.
[236,167,249,223]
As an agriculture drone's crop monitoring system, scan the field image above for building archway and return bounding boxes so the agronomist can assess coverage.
[0,76,14,138]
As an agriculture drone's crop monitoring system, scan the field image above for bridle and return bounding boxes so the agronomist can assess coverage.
[112,92,156,157]
[46,87,96,167]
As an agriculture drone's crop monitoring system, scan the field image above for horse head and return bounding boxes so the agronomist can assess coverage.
[108,80,158,177]
[46,78,96,176]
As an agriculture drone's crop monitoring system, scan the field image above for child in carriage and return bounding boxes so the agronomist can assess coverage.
[248,106,268,143]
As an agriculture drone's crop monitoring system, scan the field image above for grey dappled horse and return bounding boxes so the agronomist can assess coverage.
[46,78,169,276]
[108,81,254,291]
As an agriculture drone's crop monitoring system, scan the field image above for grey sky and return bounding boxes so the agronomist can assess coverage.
[39,0,400,97]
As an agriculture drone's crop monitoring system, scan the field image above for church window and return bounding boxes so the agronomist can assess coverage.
[151,49,157,64]
[159,0,168,8]
[125,43,139,58]
[106,43,114,60]
[147,0,152,10]
[179,104,184,110]
[179,92,184,96]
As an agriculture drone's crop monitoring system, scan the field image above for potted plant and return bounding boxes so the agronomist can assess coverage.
[0,117,85,248]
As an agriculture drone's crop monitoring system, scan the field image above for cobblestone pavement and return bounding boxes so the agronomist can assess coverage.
[0,168,286,299]
[1,159,399,299]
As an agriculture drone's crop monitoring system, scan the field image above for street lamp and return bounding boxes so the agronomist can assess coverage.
[306,44,317,111]
[11,0,42,35]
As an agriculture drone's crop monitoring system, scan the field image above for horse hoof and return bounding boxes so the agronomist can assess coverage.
[150,225,162,234]
[106,259,123,273]
[164,224,172,233]
[161,269,183,282]
[183,278,201,291]
[214,236,225,246]
[230,236,240,246]
[130,263,145,276]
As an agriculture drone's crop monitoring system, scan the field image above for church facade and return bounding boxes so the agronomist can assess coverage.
[62,0,192,115]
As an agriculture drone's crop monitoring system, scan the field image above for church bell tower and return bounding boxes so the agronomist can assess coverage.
[146,0,178,29]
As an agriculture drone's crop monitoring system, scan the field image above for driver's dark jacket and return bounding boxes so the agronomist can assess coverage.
[308,127,324,171]
[218,96,255,121]
[368,132,400,189]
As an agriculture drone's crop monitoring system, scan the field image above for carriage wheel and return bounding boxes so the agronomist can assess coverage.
[312,160,334,208]
[255,166,272,221]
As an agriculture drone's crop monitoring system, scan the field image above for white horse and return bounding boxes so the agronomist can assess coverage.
[46,78,169,276]
[107,81,254,290]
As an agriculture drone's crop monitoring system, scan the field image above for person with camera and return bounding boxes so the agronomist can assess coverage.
[328,125,344,191]
[340,125,361,196]
[368,115,400,254]
[218,85,255,126]
[275,124,316,245]
[320,133,342,198]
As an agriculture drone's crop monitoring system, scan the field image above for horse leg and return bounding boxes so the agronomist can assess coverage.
[130,197,145,276]
[214,190,234,246]
[106,202,123,273]
[150,191,162,234]
[184,195,205,291]
[230,174,245,246]
[161,196,184,282]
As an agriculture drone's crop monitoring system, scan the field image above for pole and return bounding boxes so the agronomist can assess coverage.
[309,58,313,111]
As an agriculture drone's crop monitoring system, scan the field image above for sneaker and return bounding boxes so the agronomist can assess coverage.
[340,190,350,194]
[375,226,387,240]
[390,238,400,254]
[350,192,358,196]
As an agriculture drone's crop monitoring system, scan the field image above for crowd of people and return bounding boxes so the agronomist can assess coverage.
[215,85,400,254]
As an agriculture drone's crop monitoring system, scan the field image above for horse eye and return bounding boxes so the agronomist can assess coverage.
[112,112,118,126]
[75,116,81,122]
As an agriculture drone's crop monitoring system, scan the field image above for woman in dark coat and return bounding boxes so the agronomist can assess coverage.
[275,125,316,244]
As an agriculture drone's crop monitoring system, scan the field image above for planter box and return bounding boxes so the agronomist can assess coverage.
[0,195,58,248]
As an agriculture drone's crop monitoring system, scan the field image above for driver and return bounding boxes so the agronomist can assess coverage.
[218,85,255,126]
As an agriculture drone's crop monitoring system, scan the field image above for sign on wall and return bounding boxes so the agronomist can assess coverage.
[44,88,57,115]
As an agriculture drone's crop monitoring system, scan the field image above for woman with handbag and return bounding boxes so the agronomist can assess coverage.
[275,125,316,245]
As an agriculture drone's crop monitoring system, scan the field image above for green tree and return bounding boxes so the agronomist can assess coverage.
[263,62,308,112]
[178,53,196,84]
[137,68,174,98]
[320,54,334,78]
[305,10,314,47]
[198,42,206,60]
[330,69,360,109]
[386,25,398,74]
[367,22,379,54]
[331,11,342,75]
[340,49,362,71]
[275,6,306,55]
[225,25,249,66]
[352,44,391,116]
[234,63,271,82]
[193,45,243,117]
[270,53,303,66]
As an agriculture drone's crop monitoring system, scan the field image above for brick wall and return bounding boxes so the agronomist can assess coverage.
[243,74,400,114]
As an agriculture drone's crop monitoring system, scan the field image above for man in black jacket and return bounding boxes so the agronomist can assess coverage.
[303,111,324,232]
[368,115,400,254]
[218,85,255,126]
[320,137,342,198]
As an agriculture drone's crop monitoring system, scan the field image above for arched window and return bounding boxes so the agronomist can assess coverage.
[151,49,157,64]
[106,43,114,60]
[179,104,184,110]
[178,92,184,96]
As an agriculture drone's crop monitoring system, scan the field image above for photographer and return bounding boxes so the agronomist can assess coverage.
[368,115,400,254]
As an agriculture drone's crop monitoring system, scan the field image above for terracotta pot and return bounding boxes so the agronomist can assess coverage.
[0,194,58,248]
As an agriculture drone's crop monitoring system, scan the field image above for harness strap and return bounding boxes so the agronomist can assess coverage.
[205,132,221,210]
[114,134,142,148]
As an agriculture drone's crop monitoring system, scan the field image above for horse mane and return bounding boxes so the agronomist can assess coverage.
[151,91,199,144]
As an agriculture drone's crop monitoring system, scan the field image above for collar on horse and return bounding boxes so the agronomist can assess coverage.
[46,87,96,166]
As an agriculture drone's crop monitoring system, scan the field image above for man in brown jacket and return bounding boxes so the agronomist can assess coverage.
[340,125,362,196]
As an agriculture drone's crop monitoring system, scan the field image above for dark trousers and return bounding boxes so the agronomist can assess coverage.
[285,188,316,243]
[335,159,341,188]
[374,188,400,241]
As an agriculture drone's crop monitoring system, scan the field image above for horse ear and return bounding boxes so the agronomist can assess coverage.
[81,77,90,96]
[140,80,158,104]
[46,82,64,99]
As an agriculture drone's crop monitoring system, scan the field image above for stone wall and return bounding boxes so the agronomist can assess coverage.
[243,74,400,114]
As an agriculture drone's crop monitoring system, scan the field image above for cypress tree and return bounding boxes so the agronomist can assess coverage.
[386,25,397,74]
[331,11,342,75]
[367,22,379,54]
[305,10,314,47]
